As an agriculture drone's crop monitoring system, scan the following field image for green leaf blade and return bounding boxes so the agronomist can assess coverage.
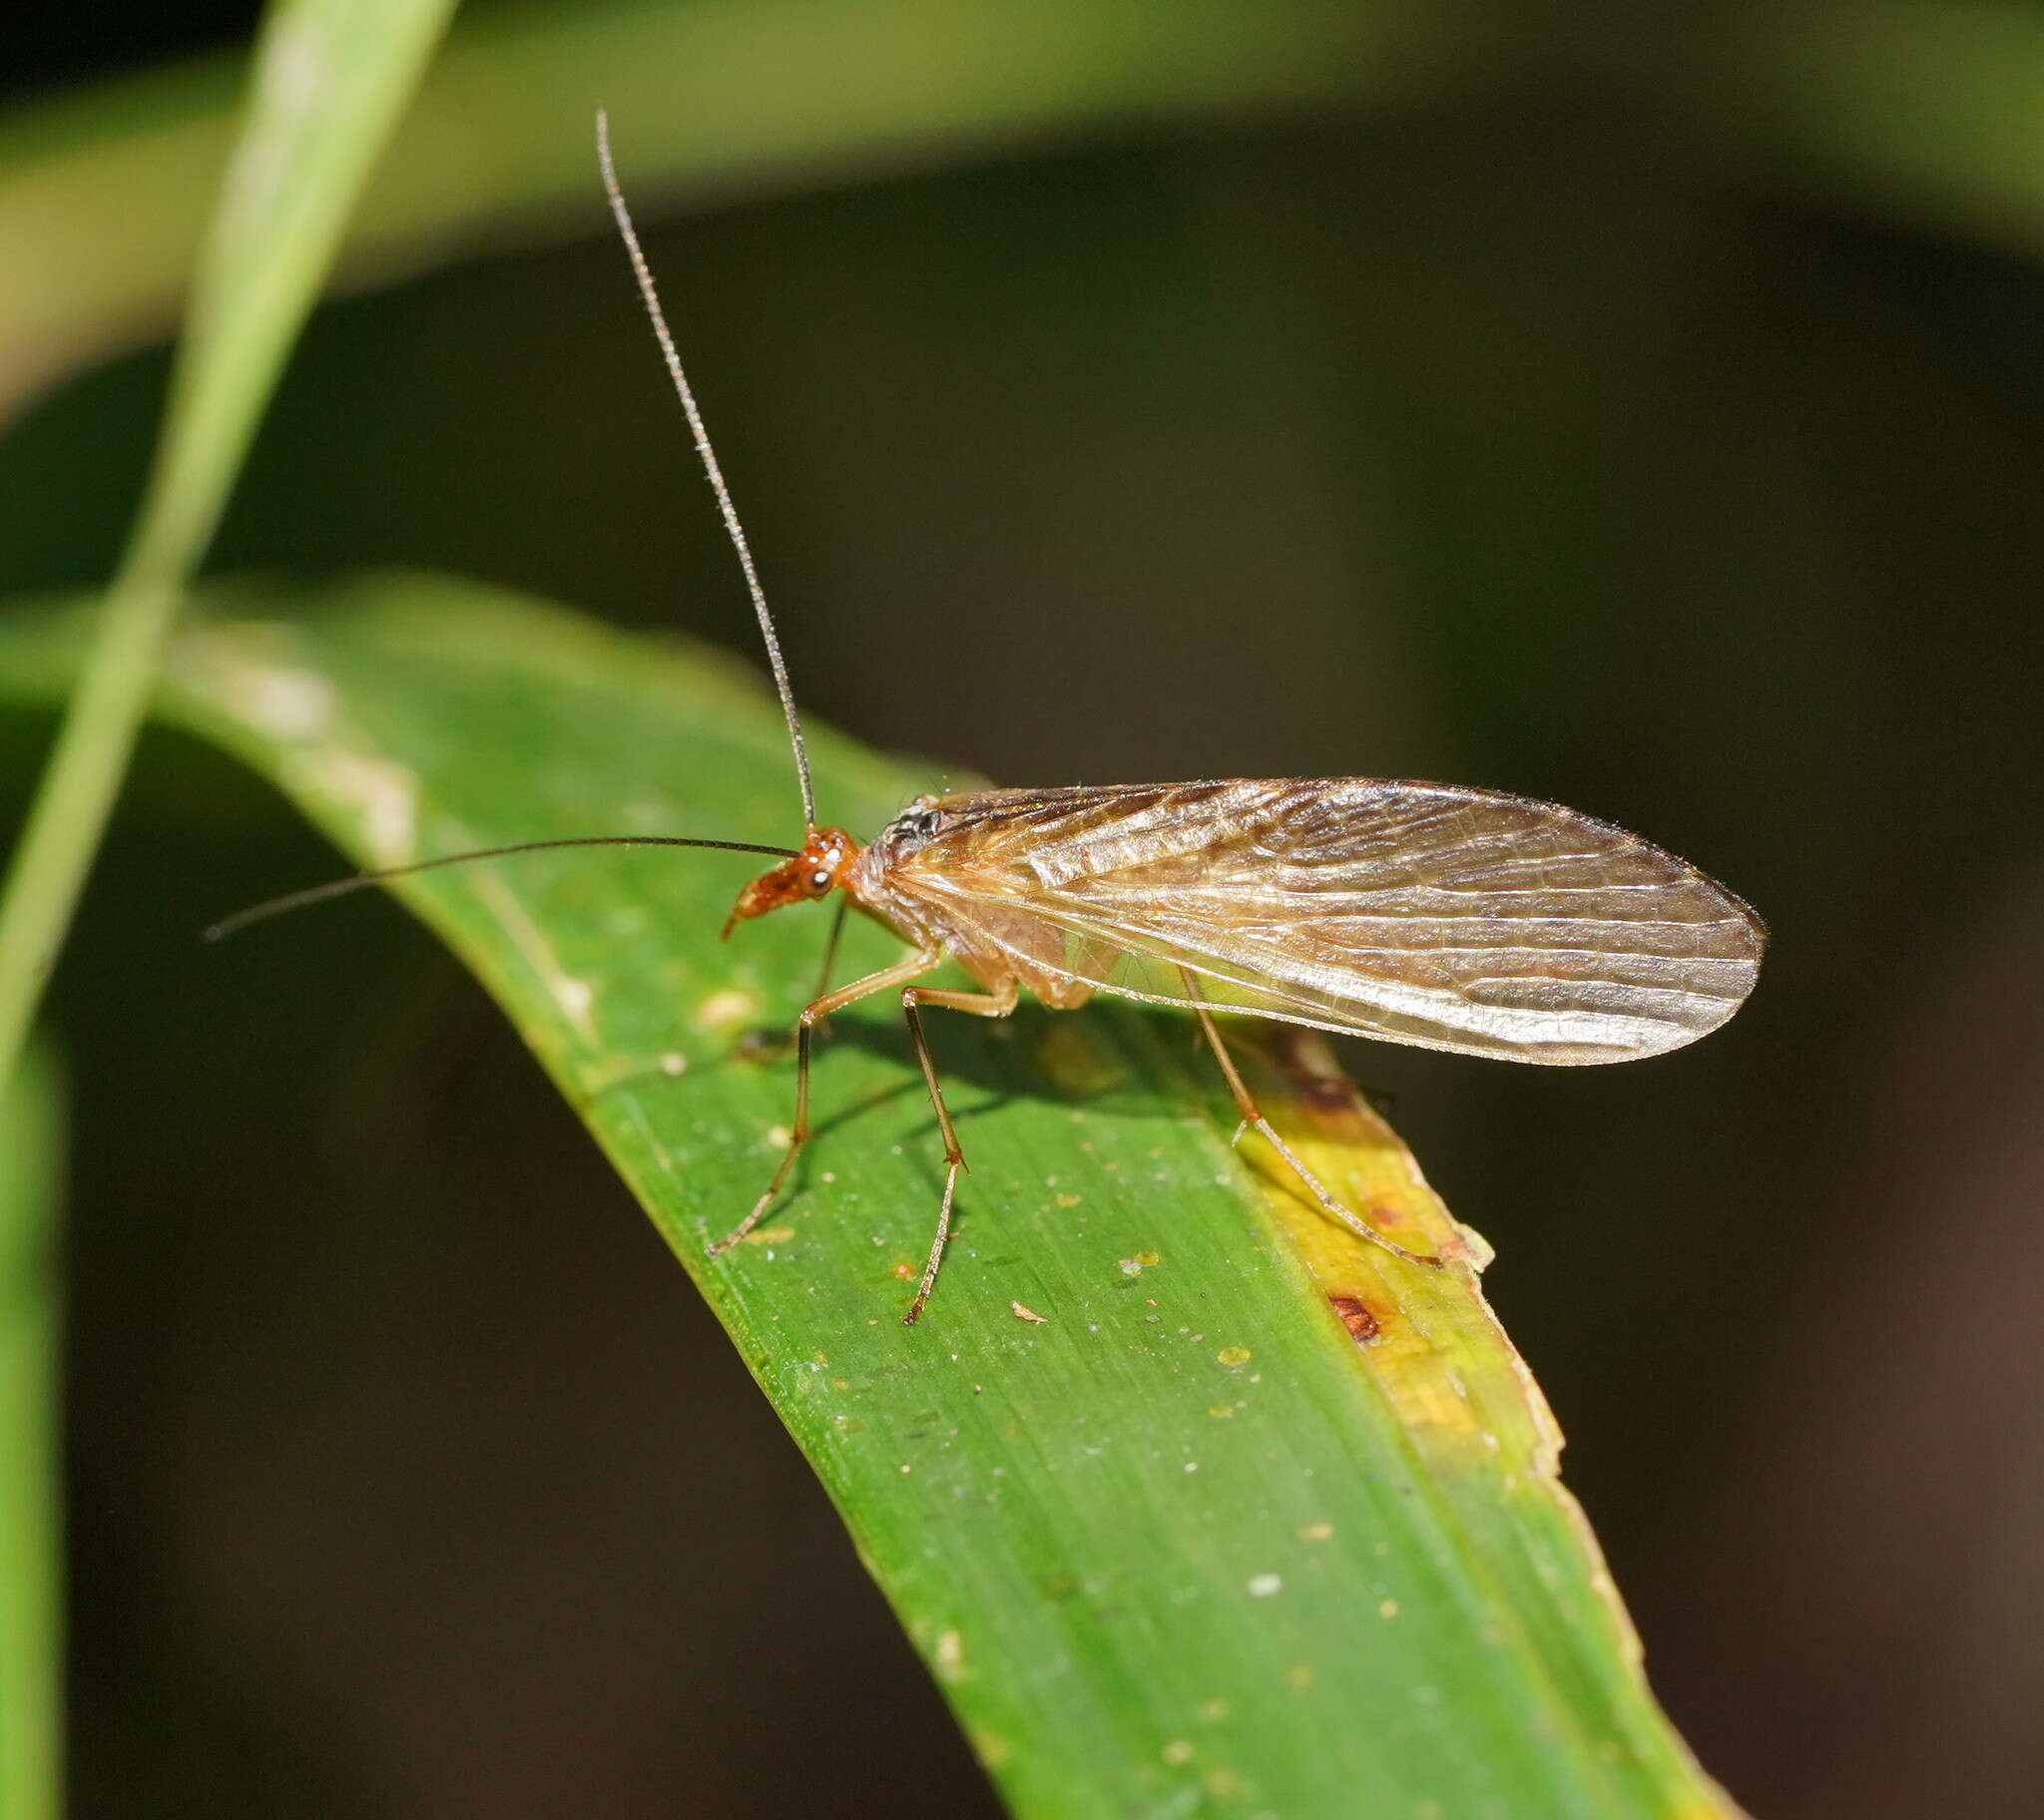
[0,573,1742,1818]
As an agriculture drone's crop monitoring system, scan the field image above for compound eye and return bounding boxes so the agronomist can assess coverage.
[808,868,833,894]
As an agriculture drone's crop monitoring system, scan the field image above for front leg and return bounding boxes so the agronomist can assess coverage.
[707,949,940,1259]
[899,978,1018,1324]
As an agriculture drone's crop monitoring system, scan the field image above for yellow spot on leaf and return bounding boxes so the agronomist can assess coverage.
[1216,1346,1252,1367]
[967,1726,1011,1769]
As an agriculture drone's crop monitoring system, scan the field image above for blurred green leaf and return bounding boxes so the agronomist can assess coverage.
[0,575,1743,1817]
[0,0,1493,417]
[0,0,457,1105]
[1730,1,2044,247]
[0,1047,60,1820]
[14,1,2044,433]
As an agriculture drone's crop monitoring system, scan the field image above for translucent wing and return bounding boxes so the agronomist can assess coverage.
[883,779,1765,1065]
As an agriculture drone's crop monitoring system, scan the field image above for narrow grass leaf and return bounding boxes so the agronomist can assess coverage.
[0,0,457,1102]
[0,1048,61,1820]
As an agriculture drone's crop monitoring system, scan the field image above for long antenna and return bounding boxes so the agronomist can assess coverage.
[596,110,816,829]
[205,835,800,941]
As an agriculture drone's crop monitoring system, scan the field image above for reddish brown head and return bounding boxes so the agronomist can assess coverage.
[723,826,859,938]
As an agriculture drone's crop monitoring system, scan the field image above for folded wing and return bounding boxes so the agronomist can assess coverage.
[888,779,1765,1064]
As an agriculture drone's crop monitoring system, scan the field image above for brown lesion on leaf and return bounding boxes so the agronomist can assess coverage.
[1363,1195,1416,1232]
[1327,1292,1383,1344]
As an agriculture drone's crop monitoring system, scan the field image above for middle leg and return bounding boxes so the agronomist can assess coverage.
[898,978,1018,1323]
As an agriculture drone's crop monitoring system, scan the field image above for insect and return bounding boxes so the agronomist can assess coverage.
[215,116,1766,1324]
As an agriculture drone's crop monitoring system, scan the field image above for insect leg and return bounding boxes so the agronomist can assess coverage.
[897,979,1019,1325]
[1176,968,1442,1272]
[807,896,851,1035]
[707,949,939,1259]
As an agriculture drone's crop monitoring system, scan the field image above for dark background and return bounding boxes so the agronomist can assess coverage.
[6,5,2044,1816]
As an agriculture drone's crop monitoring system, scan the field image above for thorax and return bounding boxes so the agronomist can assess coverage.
[846,795,1093,1008]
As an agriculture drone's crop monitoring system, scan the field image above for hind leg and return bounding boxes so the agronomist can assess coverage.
[1177,969,1440,1271]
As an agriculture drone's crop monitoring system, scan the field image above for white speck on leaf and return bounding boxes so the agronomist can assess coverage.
[694,989,755,1030]
[309,751,415,866]
[243,668,333,737]
[465,871,595,1039]
[1248,1574,1281,1597]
